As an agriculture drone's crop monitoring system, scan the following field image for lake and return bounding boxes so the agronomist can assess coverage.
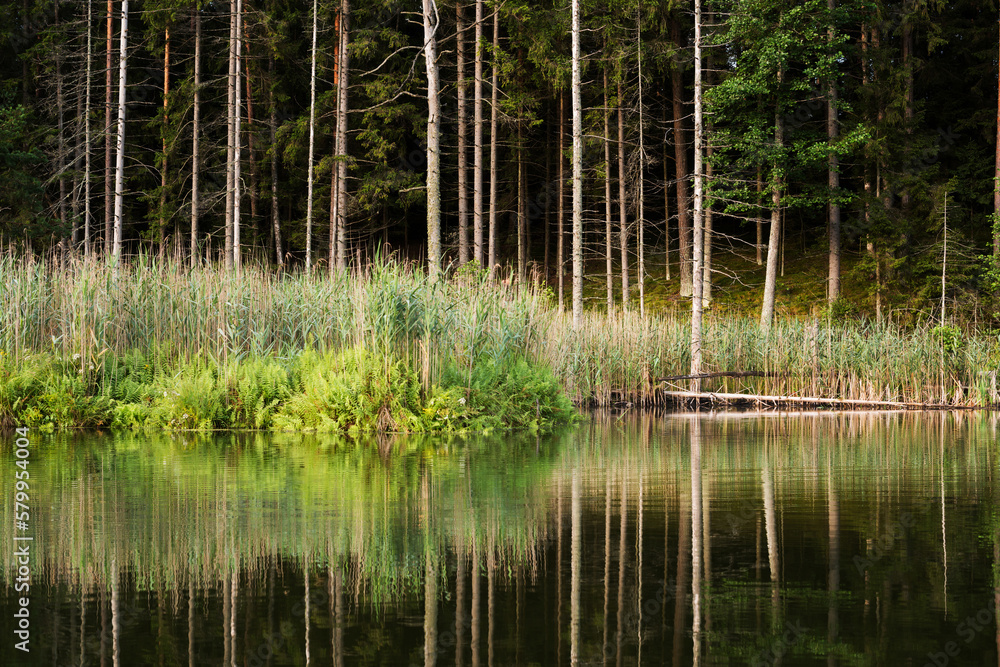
[2,411,999,665]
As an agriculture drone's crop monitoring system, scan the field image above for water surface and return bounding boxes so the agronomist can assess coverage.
[2,411,999,665]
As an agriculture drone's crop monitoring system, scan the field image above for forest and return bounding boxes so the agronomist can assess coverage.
[3,0,999,324]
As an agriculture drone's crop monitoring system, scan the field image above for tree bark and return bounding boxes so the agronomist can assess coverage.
[160,23,169,246]
[488,12,498,273]
[268,49,282,267]
[329,11,341,269]
[473,0,484,264]
[760,70,785,330]
[571,0,583,328]
[457,3,469,264]
[55,0,67,248]
[105,0,113,254]
[225,0,236,269]
[672,15,692,297]
[756,164,763,265]
[517,120,525,281]
[662,100,671,281]
[84,0,93,256]
[245,39,259,238]
[690,0,704,388]
[111,0,128,258]
[618,80,629,310]
[304,0,317,271]
[336,0,350,270]
[423,0,441,281]
[637,11,645,317]
[827,0,841,303]
[233,0,243,271]
[557,92,565,308]
[604,65,614,312]
[191,7,200,266]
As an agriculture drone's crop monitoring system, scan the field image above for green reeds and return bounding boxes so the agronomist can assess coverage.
[0,251,994,420]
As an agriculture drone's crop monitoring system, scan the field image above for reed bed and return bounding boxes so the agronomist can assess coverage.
[0,252,995,427]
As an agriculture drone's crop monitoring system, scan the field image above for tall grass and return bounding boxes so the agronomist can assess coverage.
[0,252,995,419]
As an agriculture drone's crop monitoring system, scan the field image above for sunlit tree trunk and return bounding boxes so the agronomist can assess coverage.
[191,7,201,265]
[160,22,170,246]
[268,50,282,266]
[604,65,614,312]
[55,0,67,248]
[233,0,243,271]
[473,0,484,264]
[672,15,692,296]
[111,0,128,259]
[304,0,317,271]
[329,10,341,268]
[336,0,350,270]
[618,81,629,310]
[637,9,645,317]
[760,70,784,330]
[105,0,113,255]
[558,92,565,307]
[690,0,705,387]
[487,12,498,273]
[827,0,840,303]
[457,3,469,264]
[84,0,93,256]
[571,0,583,328]
[424,0,441,281]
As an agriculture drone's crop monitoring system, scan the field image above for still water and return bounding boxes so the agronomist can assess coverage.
[2,411,999,666]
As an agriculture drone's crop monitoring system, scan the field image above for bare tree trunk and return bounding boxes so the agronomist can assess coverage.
[160,23,169,246]
[423,0,441,281]
[191,8,201,266]
[336,0,350,270]
[269,50,282,267]
[662,102,670,281]
[84,0,93,256]
[557,92,564,308]
[487,12,498,273]
[329,10,341,268]
[703,143,712,308]
[457,2,469,264]
[233,0,243,271]
[756,164,763,265]
[304,0,317,271]
[672,16,692,297]
[473,0,484,265]
[994,14,1000,257]
[690,0,704,388]
[73,32,82,249]
[544,110,551,278]
[55,0,67,248]
[637,12,645,317]
[604,65,613,312]
[105,0,113,255]
[571,0,583,328]
[517,121,525,281]
[246,40,259,237]
[618,80,629,310]
[827,0,841,303]
[225,0,236,269]
[111,0,128,259]
[760,70,785,330]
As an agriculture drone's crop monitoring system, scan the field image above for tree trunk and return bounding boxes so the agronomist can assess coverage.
[827,0,840,303]
[457,3,469,265]
[84,0,93,256]
[517,121,525,281]
[487,11,498,273]
[557,92,564,308]
[473,0,484,265]
[329,11,341,269]
[544,107,551,278]
[756,164,763,265]
[160,23,169,246]
[637,11,645,317]
[245,39,259,237]
[672,15,692,297]
[703,143,712,308]
[304,0,317,271]
[225,0,236,269]
[336,0,350,270]
[571,0,583,328]
[191,8,201,265]
[662,102,670,281]
[994,14,1000,257]
[233,0,243,271]
[690,0,704,388]
[423,0,441,281]
[760,71,784,330]
[618,80,629,310]
[105,0,113,254]
[55,0,67,248]
[604,65,613,312]
[111,0,128,258]
[269,50,282,267]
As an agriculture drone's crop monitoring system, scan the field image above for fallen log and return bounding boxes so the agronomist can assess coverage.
[657,371,778,382]
[660,390,982,410]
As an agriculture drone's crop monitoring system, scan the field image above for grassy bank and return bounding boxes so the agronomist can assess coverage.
[0,253,996,432]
